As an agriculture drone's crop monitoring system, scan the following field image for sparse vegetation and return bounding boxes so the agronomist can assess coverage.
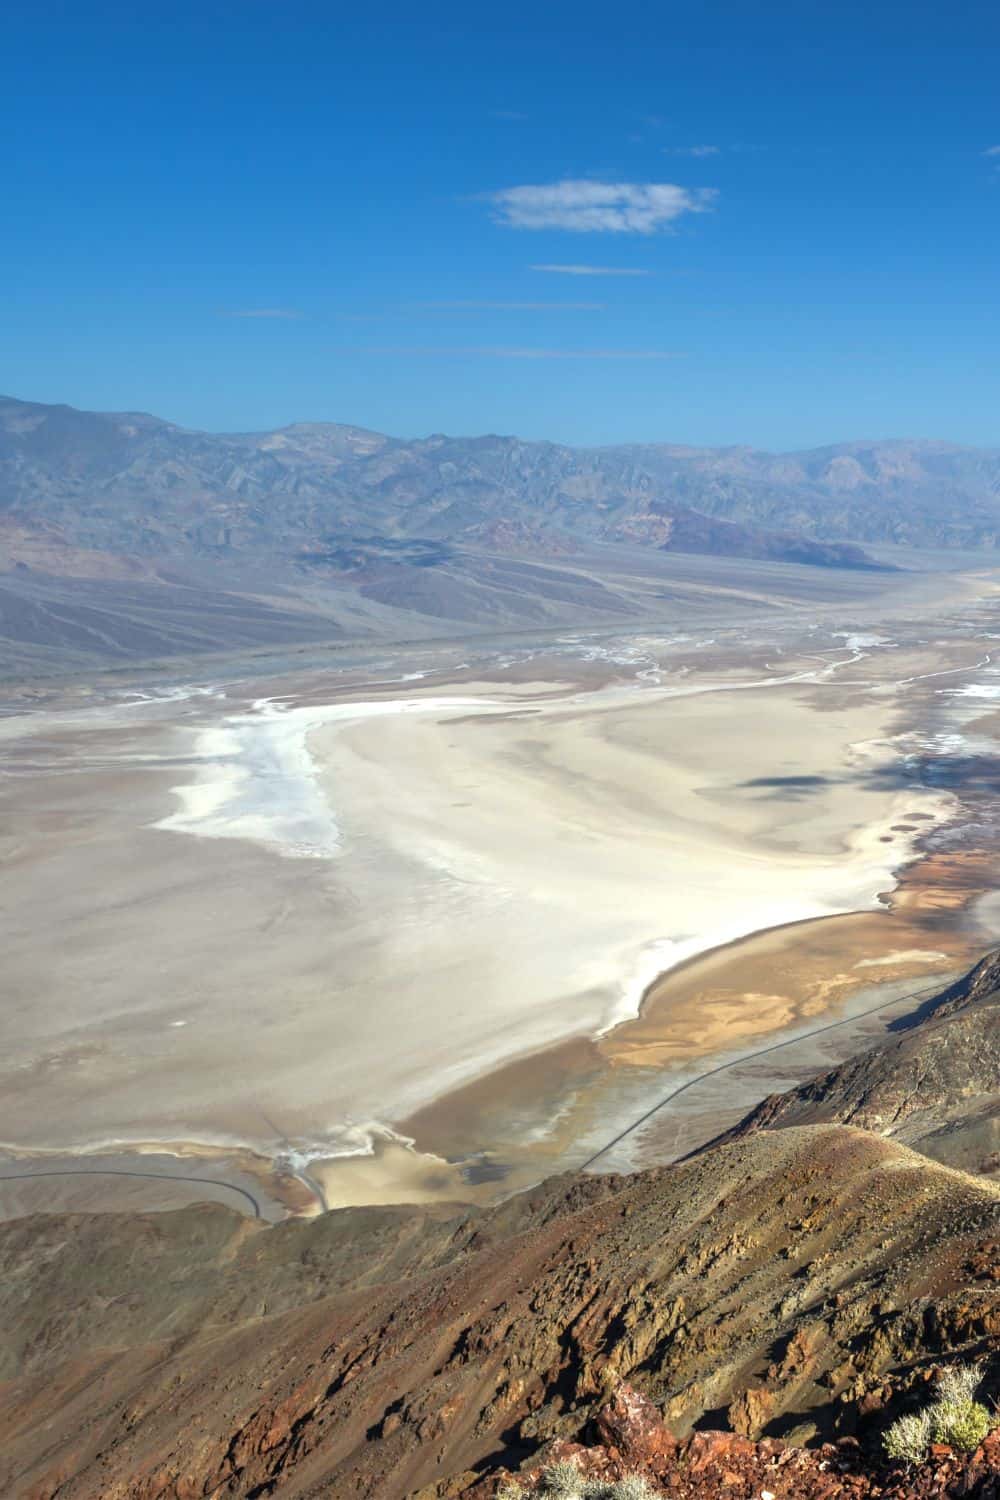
[883,1409,933,1465]
[541,1462,586,1496]
[601,1477,658,1500]
[497,1464,660,1498]
[883,1363,995,1464]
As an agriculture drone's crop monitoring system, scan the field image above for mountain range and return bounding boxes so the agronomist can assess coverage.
[4,392,1000,672]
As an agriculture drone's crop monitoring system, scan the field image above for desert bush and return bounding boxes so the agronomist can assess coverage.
[516,1464,660,1498]
[883,1409,933,1465]
[605,1477,658,1499]
[929,1361,992,1454]
[930,1398,993,1453]
[540,1461,587,1495]
[936,1363,983,1408]
[883,1362,995,1463]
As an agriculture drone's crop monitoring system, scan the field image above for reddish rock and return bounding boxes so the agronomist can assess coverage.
[594,1383,678,1468]
[728,1384,777,1437]
[506,1439,615,1493]
[685,1429,756,1472]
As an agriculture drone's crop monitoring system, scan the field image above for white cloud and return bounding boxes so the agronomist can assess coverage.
[984,145,1000,157]
[222,308,301,319]
[416,300,605,310]
[531,264,651,277]
[487,179,716,233]
[352,345,681,359]
[665,145,720,157]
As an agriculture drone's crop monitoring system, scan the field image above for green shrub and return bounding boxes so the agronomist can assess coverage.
[930,1399,993,1453]
[929,1361,992,1454]
[883,1362,996,1464]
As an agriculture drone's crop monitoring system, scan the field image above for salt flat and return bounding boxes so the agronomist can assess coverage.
[2,573,1000,1212]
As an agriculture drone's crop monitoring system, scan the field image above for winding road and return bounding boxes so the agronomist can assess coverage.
[579,973,953,1171]
[0,1166,263,1218]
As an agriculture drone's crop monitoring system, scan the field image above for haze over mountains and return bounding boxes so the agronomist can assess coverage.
[7,393,1000,563]
[4,391,1000,673]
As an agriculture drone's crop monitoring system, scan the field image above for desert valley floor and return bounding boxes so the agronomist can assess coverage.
[4,557,1000,1219]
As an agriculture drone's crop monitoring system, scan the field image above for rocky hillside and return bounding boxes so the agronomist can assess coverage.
[721,950,1000,1178]
[4,955,1000,1498]
[2,1124,998,1498]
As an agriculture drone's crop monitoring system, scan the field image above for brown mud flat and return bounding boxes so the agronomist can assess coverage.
[605,839,1000,1073]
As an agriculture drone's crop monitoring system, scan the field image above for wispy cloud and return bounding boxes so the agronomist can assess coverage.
[350,345,682,360]
[983,145,1000,157]
[221,308,302,319]
[415,300,605,311]
[487,179,716,233]
[665,145,720,157]
[531,264,651,277]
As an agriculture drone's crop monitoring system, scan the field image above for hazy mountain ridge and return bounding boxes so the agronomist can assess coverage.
[8,394,986,568]
[5,399,1000,567]
[12,393,1000,672]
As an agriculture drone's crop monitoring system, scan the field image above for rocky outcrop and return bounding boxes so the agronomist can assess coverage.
[490,1385,1000,1498]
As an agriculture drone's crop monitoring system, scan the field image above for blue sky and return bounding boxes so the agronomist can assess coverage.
[4,0,1000,448]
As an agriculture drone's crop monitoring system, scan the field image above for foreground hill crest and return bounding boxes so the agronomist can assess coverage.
[1,956,999,1495]
[2,1124,998,1498]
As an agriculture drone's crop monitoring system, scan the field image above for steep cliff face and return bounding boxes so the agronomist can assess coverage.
[2,1126,998,1499]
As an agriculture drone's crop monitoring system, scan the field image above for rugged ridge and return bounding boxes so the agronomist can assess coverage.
[5,396,1000,562]
[4,956,1000,1497]
[1,1126,998,1498]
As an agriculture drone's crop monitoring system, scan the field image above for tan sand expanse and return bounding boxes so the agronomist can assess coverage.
[3,606,1000,1211]
[380,905,985,1203]
[0,646,950,1140]
[305,668,950,1094]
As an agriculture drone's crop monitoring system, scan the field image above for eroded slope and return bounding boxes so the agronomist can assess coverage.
[2,1127,998,1499]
